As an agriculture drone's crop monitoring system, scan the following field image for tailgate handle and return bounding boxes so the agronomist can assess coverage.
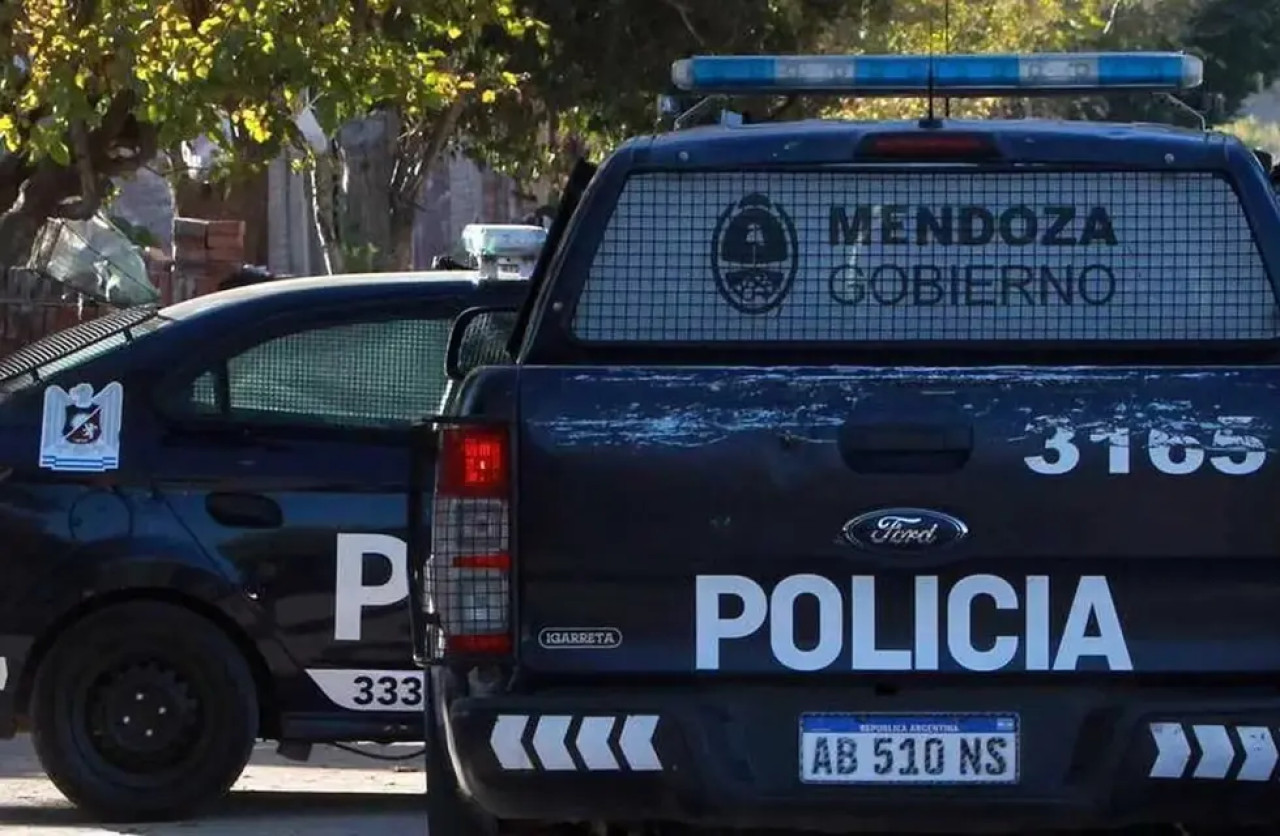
[841,423,973,454]
[838,422,973,473]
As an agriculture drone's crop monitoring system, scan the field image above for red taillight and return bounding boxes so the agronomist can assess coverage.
[857,132,1000,161]
[448,634,512,654]
[439,426,508,497]
[426,424,513,658]
[453,553,511,570]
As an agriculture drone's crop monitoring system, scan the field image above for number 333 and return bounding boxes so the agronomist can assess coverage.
[352,674,422,707]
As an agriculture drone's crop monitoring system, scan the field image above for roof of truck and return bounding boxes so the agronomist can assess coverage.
[625,117,1244,169]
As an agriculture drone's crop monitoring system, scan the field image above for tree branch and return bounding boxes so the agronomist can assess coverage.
[0,153,31,217]
[62,119,99,220]
[392,95,466,209]
[660,0,708,48]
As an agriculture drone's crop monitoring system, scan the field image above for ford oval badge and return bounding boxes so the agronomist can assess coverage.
[842,508,968,553]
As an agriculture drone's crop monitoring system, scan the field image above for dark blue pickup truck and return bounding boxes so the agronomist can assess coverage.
[416,51,1280,834]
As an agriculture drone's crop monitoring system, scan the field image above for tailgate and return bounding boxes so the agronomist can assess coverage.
[516,365,1280,676]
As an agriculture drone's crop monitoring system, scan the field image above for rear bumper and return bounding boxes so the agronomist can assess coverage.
[445,683,1280,833]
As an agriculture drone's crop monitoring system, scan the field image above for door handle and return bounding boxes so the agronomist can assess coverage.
[206,492,283,528]
[838,422,973,473]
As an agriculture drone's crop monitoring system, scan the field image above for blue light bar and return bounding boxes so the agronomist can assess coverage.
[670,52,1203,96]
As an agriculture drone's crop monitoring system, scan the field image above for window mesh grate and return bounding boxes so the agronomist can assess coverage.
[184,318,453,428]
[425,494,511,660]
[456,311,517,372]
[571,170,1277,344]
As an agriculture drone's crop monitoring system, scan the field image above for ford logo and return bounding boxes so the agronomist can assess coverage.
[842,508,968,553]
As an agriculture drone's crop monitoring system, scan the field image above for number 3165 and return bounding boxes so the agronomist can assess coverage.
[1025,420,1267,477]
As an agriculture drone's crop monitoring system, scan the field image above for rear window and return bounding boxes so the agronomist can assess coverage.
[0,305,169,391]
[570,170,1277,343]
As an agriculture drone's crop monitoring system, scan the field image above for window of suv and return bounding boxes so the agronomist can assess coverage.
[181,317,452,429]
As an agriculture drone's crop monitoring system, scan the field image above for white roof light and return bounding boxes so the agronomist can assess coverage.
[461,224,547,280]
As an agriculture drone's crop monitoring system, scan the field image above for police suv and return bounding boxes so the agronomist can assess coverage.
[417,52,1280,833]
[0,224,538,821]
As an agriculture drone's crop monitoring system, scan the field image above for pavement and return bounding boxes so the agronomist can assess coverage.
[0,736,426,835]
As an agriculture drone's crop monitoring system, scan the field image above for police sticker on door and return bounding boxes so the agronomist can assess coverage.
[39,381,123,472]
[800,714,1018,785]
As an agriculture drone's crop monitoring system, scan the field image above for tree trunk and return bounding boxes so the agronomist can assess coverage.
[0,92,156,272]
[389,201,416,271]
[337,111,397,271]
[383,100,466,272]
[335,102,466,273]
[0,208,47,273]
[0,160,84,270]
[310,152,344,274]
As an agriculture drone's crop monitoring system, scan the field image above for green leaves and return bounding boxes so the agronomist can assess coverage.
[828,0,1117,121]
[2,0,534,178]
[461,0,888,187]
[1222,115,1280,157]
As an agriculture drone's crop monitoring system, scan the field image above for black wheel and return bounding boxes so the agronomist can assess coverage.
[30,601,259,822]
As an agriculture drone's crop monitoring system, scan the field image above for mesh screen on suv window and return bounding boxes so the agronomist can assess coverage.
[571,170,1278,343]
[186,317,452,427]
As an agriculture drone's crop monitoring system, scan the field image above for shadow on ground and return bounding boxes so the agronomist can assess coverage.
[0,736,426,834]
[0,792,422,829]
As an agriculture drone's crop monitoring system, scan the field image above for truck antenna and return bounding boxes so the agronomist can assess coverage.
[943,0,952,118]
[925,15,936,122]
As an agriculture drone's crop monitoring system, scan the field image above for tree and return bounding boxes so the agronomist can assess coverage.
[1162,0,1280,121]
[1065,0,1280,126]
[458,0,884,192]
[454,0,1156,192]
[1221,114,1280,158]
[460,0,1279,196]
[0,0,533,272]
[814,0,1114,121]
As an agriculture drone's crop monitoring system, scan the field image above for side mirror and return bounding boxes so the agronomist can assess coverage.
[446,305,519,381]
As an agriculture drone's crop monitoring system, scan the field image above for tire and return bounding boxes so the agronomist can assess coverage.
[30,601,259,822]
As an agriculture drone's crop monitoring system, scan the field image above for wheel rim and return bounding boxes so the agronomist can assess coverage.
[65,653,214,787]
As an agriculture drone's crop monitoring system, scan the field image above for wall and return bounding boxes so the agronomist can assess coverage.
[109,161,177,252]
[266,128,526,276]
[413,152,527,268]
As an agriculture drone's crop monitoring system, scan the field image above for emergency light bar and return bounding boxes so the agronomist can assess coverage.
[670,52,1203,97]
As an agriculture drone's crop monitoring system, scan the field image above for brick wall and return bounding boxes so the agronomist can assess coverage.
[0,216,246,358]
[167,218,246,303]
[0,268,107,356]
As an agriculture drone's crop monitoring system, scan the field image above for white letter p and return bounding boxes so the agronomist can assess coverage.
[695,575,767,670]
[334,533,408,641]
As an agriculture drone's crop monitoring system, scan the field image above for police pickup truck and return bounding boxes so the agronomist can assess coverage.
[417,52,1280,834]
[0,224,538,821]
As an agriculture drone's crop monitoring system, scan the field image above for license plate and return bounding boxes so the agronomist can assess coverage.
[799,714,1019,785]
